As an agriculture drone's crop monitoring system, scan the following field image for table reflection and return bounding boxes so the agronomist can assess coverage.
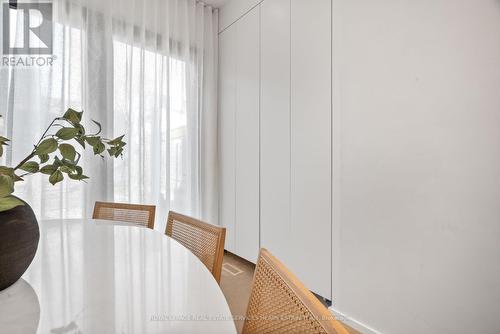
[0,278,41,334]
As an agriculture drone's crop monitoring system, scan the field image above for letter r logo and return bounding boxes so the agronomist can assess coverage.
[2,2,53,55]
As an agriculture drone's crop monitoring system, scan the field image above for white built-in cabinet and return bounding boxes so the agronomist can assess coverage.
[219,25,236,254]
[219,0,332,298]
[219,7,260,263]
[260,0,291,280]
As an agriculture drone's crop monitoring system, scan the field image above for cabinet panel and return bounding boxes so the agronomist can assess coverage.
[219,1,332,295]
[234,7,260,263]
[218,28,237,252]
[290,0,332,298]
[260,0,291,264]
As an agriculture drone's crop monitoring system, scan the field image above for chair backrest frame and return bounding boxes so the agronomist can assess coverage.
[242,248,349,334]
[165,211,226,284]
[93,201,156,229]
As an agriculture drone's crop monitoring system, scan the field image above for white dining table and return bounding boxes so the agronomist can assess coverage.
[0,219,237,334]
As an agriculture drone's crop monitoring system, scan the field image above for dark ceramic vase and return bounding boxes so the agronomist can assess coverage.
[0,197,39,291]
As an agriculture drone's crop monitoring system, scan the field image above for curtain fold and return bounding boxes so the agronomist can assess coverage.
[0,0,219,231]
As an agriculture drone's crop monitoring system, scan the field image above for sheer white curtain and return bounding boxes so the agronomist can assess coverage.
[0,0,218,231]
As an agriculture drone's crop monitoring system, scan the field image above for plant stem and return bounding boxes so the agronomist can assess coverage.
[13,152,36,171]
[13,118,59,171]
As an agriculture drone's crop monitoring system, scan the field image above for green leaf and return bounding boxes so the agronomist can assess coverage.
[62,108,83,124]
[108,135,125,145]
[36,138,58,155]
[0,174,14,198]
[59,166,73,174]
[75,137,86,148]
[107,147,117,157]
[0,196,24,212]
[53,156,63,167]
[76,111,83,121]
[85,136,100,147]
[75,166,83,175]
[93,141,105,155]
[75,124,85,135]
[59,144,76,161]
[62,158,76,167]
[55,127,79,140]
[19,161,40,173]
[38,154,50,163]
[68,174,89,181]
[112,147,124,158]
[0,139,9,158]
[0,137,10,157]
[1,167,23,181]
[49,170,64,185]
[0,166,14,176]
[40,165,57,175]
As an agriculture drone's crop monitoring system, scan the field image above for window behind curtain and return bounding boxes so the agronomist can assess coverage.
[113,40,189,210]
[1,0,217,225]
[2,20,86,219]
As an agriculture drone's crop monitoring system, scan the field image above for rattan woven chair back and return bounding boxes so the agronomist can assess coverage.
[92,201,156,229]
[165,211,226,284]
[242,248,349,334]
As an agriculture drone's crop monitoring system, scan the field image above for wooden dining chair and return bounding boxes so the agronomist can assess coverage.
[92,201,156,229]
[165,211,226,284]
[242,248,349,334]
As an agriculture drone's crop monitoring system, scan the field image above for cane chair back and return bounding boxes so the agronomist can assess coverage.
[93,201,156,229]
[242,248,349,334]
[166,211,226,284]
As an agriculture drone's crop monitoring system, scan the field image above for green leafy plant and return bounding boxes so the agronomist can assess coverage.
[0,108,126,212]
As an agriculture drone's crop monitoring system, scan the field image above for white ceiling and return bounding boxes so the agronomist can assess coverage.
[202,0,230,8]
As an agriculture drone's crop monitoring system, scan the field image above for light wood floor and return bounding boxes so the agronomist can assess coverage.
[220,251,360,334]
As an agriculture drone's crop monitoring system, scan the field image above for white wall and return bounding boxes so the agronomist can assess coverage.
[332,0,500,333]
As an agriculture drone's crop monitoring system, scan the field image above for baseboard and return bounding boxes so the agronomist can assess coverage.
[329,307,382,334]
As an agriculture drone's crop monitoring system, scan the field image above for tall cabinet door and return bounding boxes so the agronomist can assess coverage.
[234,7,260,263]
[220,0,331,295]
[261,0,332,299]
[290,0,332,299]
[260,0,291,273]
[218,6,260,262]
[218,27,237,253]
